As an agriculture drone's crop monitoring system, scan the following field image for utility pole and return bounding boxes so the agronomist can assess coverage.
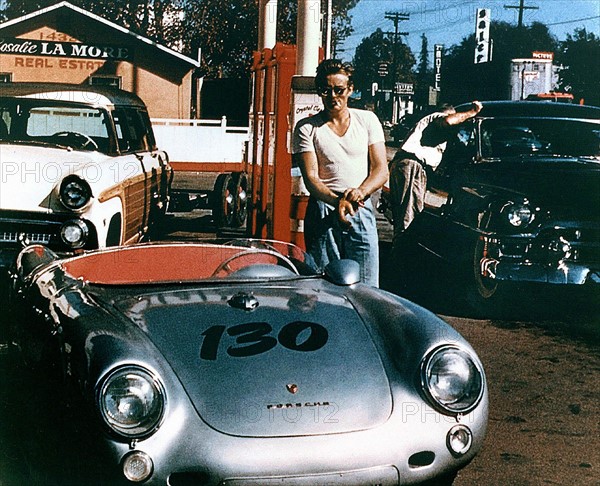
[384,11,409,124]
[384,11,409,73]
[504,0,538,28]
[324,0,333,59]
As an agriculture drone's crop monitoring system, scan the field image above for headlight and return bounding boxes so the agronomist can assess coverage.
[60,175,92,210]
[98,366,166,438]
[421,345,484,414]
[501,200,534,228]
[60,219,89,249]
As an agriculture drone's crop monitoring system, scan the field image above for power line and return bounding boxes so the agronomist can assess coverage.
[546,14,600,27]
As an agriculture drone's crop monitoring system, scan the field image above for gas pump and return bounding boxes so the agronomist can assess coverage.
[247,43,297,242]
[246,49,323,247]
[289,75,322,246]
[246,0,323,248]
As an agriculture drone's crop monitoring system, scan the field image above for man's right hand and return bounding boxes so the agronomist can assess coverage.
[472,100,483,113]
[338,196,357,225]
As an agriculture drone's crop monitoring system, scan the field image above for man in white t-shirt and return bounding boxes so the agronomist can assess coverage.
[292,59,388,287]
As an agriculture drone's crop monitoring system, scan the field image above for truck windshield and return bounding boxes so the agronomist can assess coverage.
[0,98,111,153]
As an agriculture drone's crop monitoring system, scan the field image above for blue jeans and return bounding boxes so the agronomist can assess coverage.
[304,197,380,287]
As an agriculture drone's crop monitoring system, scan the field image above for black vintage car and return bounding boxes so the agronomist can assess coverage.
[380,101,600,311]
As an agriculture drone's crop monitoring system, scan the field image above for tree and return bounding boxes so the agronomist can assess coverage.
[183,0,358,78]
[0,0,186,44]
[557,28,600,106]
[352,28,415,103]
[414,33,433,109]
[179,0,259,79]
[0,0,358,80]
[441,21,559,103]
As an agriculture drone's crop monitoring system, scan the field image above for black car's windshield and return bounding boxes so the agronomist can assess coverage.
[0,98,111,153]
[480,117,600,158]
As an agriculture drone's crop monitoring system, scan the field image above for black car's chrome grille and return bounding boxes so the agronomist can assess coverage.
[493,225,600,266]
[533,225,600,264]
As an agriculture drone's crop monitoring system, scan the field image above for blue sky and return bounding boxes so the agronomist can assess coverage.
[339,0,600,60]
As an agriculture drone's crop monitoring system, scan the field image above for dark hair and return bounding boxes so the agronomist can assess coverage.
[436,102,455,113]
[315,59,354,88]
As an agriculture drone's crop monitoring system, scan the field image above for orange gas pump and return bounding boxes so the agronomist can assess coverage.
[246,43,322,248]
[247,43,297,244]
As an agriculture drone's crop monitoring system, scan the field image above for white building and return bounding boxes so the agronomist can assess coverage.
[509,52,560,100]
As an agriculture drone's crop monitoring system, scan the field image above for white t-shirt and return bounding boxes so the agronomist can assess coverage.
[292,108,385,193]
[400,112,448,168]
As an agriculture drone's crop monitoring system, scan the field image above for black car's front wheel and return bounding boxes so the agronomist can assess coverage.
[473,237,500,299]
[465,236,510,316]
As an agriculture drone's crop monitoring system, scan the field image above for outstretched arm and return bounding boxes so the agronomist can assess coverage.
[443,101,483,127]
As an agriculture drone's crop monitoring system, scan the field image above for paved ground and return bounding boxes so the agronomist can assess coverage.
[449,315,600,486]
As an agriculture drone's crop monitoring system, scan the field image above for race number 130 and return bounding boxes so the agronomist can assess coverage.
[200,321,329,361]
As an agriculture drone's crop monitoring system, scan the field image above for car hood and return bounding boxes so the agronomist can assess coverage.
[0,143,99,212]
[114,285,393,437]
[474,157,600,217]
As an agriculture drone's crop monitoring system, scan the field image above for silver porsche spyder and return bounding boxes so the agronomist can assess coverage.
[8,239,488,485]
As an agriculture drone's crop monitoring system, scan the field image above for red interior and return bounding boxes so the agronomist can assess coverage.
[60,244,279,285]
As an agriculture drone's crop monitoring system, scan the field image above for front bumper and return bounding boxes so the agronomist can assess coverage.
[482,257,600,285]
[0,248,18,271]
[0,209,98,261]
[480,227,600,285]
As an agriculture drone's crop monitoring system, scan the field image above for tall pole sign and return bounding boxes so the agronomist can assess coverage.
[474,8,492,64]
[434,44,443,91]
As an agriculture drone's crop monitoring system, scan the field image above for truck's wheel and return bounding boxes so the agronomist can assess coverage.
[212,173,235,228]
[231,172,248,228]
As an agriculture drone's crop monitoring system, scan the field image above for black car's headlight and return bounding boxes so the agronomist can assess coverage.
[421,345,484,415]
[98,366,166,438]
[500,200,534,228]
[60,175,92,210]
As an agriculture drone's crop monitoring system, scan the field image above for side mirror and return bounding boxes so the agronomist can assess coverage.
[324,259,360,286]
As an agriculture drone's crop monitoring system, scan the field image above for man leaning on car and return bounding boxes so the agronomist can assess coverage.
[388,101,483,253]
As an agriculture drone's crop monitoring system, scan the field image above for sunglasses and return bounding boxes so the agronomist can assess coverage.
[318,85,349,97]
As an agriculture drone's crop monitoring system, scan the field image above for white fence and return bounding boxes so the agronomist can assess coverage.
[151,117,249,164]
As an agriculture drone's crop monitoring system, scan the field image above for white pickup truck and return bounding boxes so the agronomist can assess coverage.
[0,82,172,268]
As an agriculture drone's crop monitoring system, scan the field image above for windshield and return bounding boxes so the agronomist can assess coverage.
[480,118,600,158]
[59,240,320,285]
[0,98,112,153]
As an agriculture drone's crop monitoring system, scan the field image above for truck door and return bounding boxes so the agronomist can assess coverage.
[112,107,164,243]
